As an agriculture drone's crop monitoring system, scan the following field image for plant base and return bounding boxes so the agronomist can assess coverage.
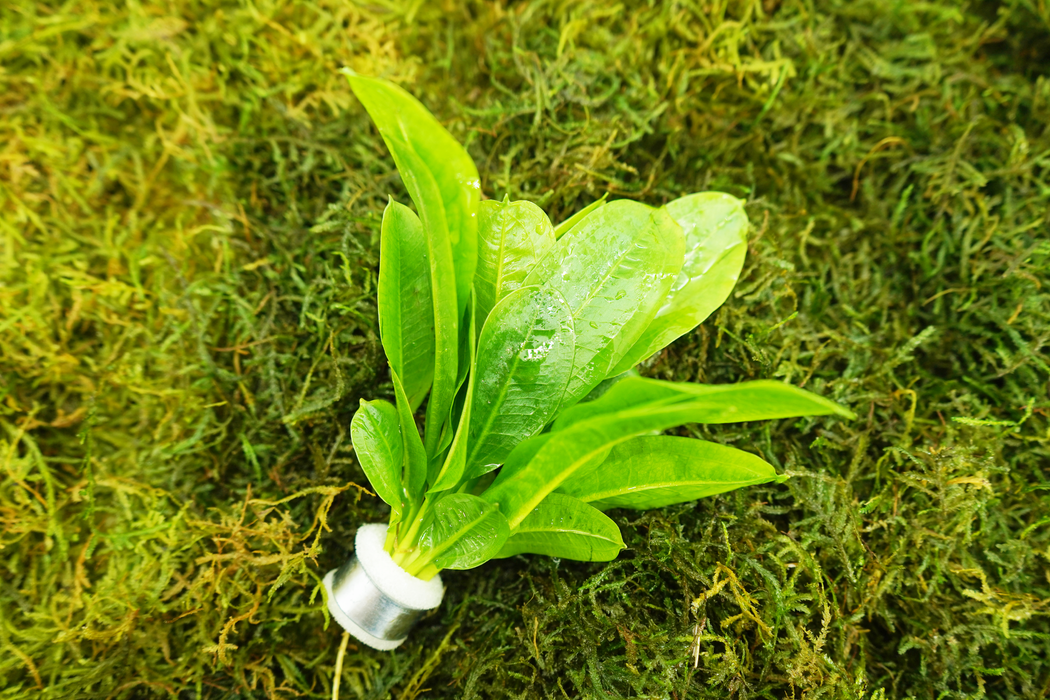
[323,523,445,650]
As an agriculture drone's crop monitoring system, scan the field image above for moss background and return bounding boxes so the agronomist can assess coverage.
[2,0,1049,697]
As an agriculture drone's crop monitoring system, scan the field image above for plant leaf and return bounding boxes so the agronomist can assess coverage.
[552,193,608,239]
[501,432,553,473]
[553,376,855,431]
[349,400,405,520]
[523,199,685,412]
[417,493,510,570]
[474,198,556,325]
[576,368,640,405]
[557,435,784,510]
[345,72,479,317]
[484,378,852,528]
[390,369,428,504]
[466,286,575,479]
[430,287,478,492]
[495,493,624,561]
[378,200,435,410]
[434,291,476,471]
[345,72,478,457]
[610,193,748,375]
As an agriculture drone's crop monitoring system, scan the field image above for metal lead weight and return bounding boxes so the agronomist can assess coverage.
[323,524,445,650]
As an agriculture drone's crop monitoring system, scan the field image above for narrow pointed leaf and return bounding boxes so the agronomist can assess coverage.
[350,400,405,519]
[345,72,479,316]
[495,493,624,561]
[345,73,477,457]
[484,379,853,528]
[430,288,478,492]
[390,369,427,504]
[433,295,475,473]
[558,435,784,510]
[474,199,556,325]
[378,200,434,409]
[553,194,608,239]
[553,377,856,432]
[523,200,685,412]
[611,193,748,375]
[417,493,510,570]
[576,369,640,405]
[452,287,475,399]
[466,286,575,478]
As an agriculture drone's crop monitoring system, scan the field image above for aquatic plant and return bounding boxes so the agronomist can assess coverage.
[324,73,852,648]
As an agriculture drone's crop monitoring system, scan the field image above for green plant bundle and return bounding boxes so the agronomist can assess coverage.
[342,71,853,580]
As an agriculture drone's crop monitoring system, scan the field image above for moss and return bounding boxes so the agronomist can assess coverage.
[1,0,1048,698]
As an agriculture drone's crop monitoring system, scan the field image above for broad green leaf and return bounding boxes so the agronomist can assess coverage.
[466,286,575,478]
[430,288,478,492]
[416,493,510,570]
[345,72,478,457]
[557,435,784,510]
[474,198,556,325]
[552,194,608,239]
[378,200,435,410]
[484,379,852,528]
[350,400,405,519]
[390,369,427,504]
[523,200,685,411]
[495,493,624,561]
[610,193,748,375]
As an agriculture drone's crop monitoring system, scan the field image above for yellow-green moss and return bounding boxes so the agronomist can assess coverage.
[1,1,1048,698]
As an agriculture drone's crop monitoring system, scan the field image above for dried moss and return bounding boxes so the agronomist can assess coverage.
[1,0,1048,698]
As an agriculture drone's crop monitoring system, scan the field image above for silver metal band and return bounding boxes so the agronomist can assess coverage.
[327,555,425,642]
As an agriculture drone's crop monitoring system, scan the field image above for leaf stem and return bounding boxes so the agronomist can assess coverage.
[388,496,431,566]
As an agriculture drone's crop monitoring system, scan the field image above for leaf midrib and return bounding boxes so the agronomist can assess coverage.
[576,477,772,504]
[512,526,618,543]
[427,507,496,562]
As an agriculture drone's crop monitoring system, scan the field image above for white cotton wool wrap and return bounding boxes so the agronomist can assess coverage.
[323,524,444,650]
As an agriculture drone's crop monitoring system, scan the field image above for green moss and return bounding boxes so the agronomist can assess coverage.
[1,0,1047,698]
